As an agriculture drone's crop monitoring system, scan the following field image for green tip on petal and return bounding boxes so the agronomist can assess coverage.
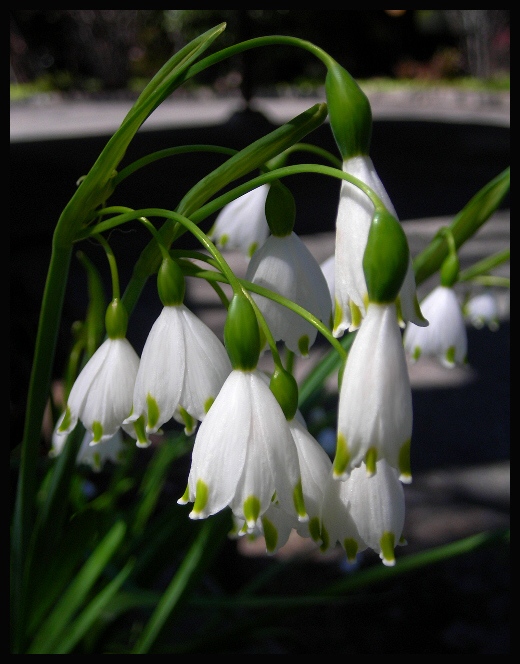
[398,439,412,484]
[333,432,350,478]
[178,406,196,436]
[319,525,330,552]
[333,299,343,335]
[351,299,363,330]
[146,393,160,431]
[133,416,151,448]
[343,538,359,563]
[445,346,456,366]
[380,531,396,566]
[192,479,209,517]
[177,485,190,505]
[243,495,261,527]
[58,405,73,433]
[308,517,322,543]
[293,479,308,521]
[204,396,215,414]
[412,345,422,362]
[298,335,310,357]
[365,447,378,476]
[262,516,278,554]
[219,234,229,247]
[247,242,258,258]
[91,421,103,444]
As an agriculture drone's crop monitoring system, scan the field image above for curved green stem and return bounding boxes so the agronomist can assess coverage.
[113,145,238,186]
[458,247,510,283]
[94,234,121,300]
[282,142,343,169]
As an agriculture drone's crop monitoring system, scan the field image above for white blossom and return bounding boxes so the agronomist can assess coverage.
[208,184,270,258]
[56,337,140,444]
[333,155,425,336]
[124,304,231,445]
[404,285,468,367]
[463,290,500,331]
[335,302,413,483]
[245,231,332,356]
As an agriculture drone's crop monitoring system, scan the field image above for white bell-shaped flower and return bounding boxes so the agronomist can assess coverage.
[404,285,468,368]
[51,426,126,472]
[178,368,307,530]
[463,290,500,331]
[320,459,406,566]
[208,184,270,258]
[333,155,425,336]
[125,304,232,444]
[245,231,333,357]
[334,302,413,483]
[56,337,140,444]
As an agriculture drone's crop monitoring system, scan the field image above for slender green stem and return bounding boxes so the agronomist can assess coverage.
[283,142,343,168]
[113,145,237,186]
[12,243,73,653]
[94,234,121,300]
[458,247,510,283]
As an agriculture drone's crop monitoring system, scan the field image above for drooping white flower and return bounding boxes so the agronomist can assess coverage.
[333,155,425,336]
[334,302,413,483]
[320,459,406,567]
[56,337,140,444]
[403,285,468,368]
[178,368,307,530]
[125,304,232,444]
[51,426,126,472]
[208,184,270,258]
[227,411,332,555]
[245,231,333,356]
[463,290,500,331]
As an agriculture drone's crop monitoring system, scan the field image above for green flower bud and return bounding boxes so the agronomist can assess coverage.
[269,367,299,421]
[105,298,128,339]
[440,252,460,288]
[224,294,261,370]
[363,209,410,304]
[157,256,185,306]
[265,180,296,237]
[325,60,372,159]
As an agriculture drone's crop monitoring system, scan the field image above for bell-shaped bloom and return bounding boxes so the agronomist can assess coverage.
[228,411,332,555]
[245,231,333,357]
[463,290,500,331]
[333,155,425,336]
[334,302,413,483]
[320,459,406,566]
[51,426,126,472]
[208,184,270,258]
[125,304,232,444]
[404,285,468,368]
[178,368,308,530]
[56,337,140,444]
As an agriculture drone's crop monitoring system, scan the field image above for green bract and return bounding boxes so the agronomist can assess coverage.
[224,294,260,370]
[157,256,186,306]
[363,209,410,304]
[104,298,128,339]
[270,367,299,421]
[440,252,460,288]
[265,180,296,237]
[325,60,372,160]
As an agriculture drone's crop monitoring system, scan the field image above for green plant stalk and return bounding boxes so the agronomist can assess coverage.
[131,511,231,654]
[458,247,510,282]
[12,24,227,652]
[413,167,510,286]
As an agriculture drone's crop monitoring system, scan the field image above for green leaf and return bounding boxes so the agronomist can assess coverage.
[413,167,510,286]
[27,520,127,654]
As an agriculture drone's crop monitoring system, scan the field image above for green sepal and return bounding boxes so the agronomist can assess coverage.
[363,208,410,304]
[440,252,460,288]
[224,294,260,370]
[270,367,299,421]
[157,256,185,306]
[325,60,372,159]
[265,180,296,237]
[104,298,128,339]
